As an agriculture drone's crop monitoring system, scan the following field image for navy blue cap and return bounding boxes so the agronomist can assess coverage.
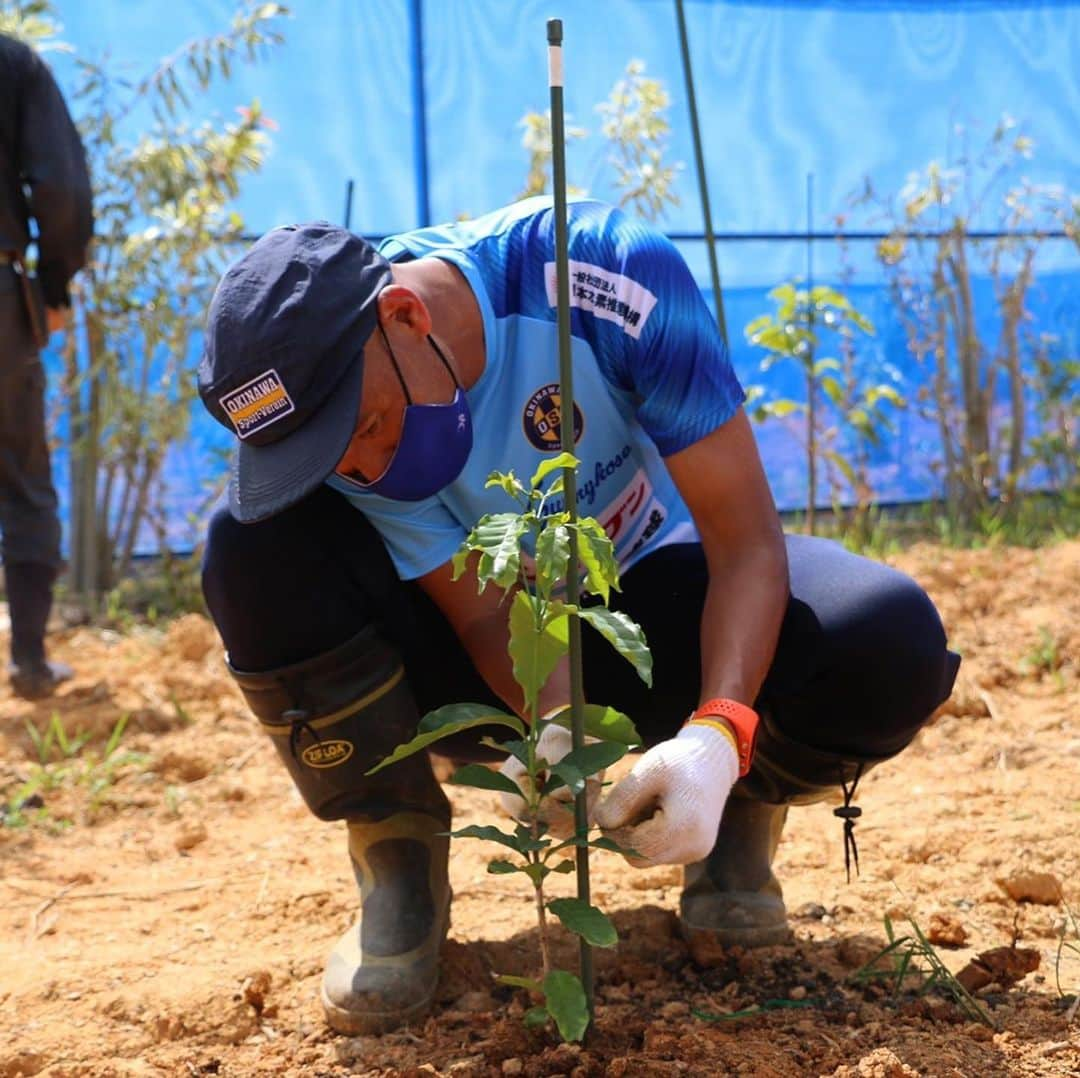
[198,222,392,522]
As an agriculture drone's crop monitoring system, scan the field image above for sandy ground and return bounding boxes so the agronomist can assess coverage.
[0,539,1078,1077]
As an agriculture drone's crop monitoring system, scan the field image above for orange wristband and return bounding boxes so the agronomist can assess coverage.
[685,698,760,777]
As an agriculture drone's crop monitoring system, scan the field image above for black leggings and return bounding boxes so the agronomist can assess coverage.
[202,485,959,760]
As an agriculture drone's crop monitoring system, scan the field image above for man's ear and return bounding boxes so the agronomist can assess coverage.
[376,285,432,337]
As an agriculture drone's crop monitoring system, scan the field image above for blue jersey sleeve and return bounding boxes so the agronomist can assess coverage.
[561,203,745,456]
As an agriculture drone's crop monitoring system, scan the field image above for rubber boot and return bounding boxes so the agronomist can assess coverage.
[229,628,451,1034]
[680,796,790,962]
[679,711,893,961]
[6,561,72,700]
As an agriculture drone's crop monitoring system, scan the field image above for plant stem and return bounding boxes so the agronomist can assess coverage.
[533,852,551,978]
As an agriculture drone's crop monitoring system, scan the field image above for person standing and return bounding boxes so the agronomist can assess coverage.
[0,32,93,698]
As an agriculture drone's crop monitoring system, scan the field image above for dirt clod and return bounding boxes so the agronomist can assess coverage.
[956,945,1041,992]
[174,818,208,851]
[829,1047,921,1077]
[996,871,1063,905]
[927,911,969,947]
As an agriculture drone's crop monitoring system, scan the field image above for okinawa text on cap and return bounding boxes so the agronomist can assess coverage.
[197,221,392,522]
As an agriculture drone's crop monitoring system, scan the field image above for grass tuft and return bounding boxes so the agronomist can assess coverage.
[851,913,995,1028]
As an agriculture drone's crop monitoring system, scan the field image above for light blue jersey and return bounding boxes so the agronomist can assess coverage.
[326,198,745,581]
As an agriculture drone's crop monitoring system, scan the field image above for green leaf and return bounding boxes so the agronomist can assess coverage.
[481,736,530,766]
[366,703,523,775]
[450,824,526,853]
[769,282,796,308]
[851,311,875,335]
[547,897,619,947]
[820,375,844,405]
[530,452,579,491]
[579,607,652,686]
[469,513,528,590]
[867,384,905,407]
[485,470,526,500]
[555,834,645,860]
[765,398,804,419]
[522,861,550,886]
[450,544,472,584]
[547,741,628,795]
[523,1005,550,1029]
[449,763,523,797]
[743,314,772,340]
[548,704,641,747]
[543,970,590,1042]
[575,517,620,602]
[487,859,521,875]
[509,590,568,699]
[418,702,523,735]
[535,522,571,592]
[823,450,857,485]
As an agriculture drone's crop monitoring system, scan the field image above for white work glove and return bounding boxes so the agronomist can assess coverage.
[594,722,740,866]
[499,719,603,840]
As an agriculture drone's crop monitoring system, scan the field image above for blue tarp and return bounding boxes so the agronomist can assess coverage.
[38,0,1080,549]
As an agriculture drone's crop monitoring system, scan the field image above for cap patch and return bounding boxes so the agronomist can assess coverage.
[219,369,295,439]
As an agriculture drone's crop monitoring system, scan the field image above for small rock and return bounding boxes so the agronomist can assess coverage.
[451,990,494,1013]
[447,1057,485,1074]
[789,985,808,1001]
[660,1001,689,1018]
[836,936,887,969]
[793,902,828,920]
[827,1046,920,1077]
[996,871,1062,905]
[926,912,968,947]
[956,945,1040,992]
[174,819,208,852]
[501,1059,524,1076]
[155,750,211,783]
[241,970,272,1014]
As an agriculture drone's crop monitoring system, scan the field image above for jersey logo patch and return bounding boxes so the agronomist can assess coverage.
[219,369,295,439]
[523,383,584,451]
[544,259,658,340]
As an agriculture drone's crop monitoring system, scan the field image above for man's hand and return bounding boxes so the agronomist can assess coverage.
[499,721,603,840]
[594,722,740,866]
[45,306,68,335]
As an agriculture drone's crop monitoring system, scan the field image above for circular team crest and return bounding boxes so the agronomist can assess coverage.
[522,383,584,451]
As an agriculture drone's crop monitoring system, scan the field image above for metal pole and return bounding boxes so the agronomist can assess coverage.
[547,16,594,1024]
[674,0,729,347]
[343,178,355,230]
[806,172,817,534]
[408,0,432,225]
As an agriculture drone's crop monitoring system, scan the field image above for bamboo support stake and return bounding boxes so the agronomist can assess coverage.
[547,16,594,1024]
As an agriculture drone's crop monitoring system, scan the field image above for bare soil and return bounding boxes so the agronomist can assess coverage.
[1,540,1078,1077]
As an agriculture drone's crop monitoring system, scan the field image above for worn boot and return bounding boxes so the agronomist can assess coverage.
[679,711,892,960]
[322,811,450,1033]
[6,561,72,700]
[230,628,451,1033]
[680,796,790,961]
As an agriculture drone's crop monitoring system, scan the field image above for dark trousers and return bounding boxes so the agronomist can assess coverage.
[0,271,62,572]
[202,485,960,761]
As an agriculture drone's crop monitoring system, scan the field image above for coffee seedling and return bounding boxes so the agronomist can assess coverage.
[369,452,651,1041]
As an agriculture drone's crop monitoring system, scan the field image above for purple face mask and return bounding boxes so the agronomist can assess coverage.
[335,328,473,502]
